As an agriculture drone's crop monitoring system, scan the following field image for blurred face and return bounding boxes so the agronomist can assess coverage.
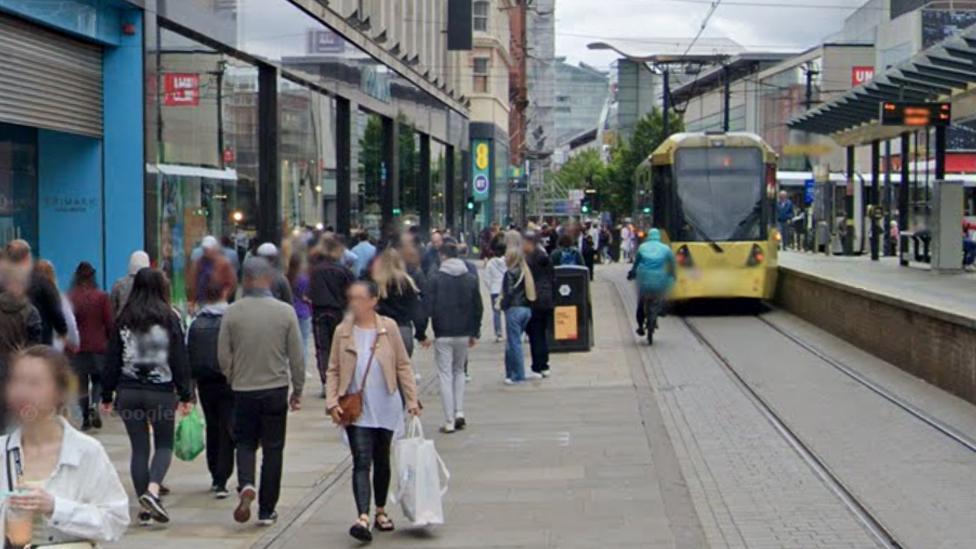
[347,284,378,320]
[521,238,535,256]
[431,233,443,249]
[6,356,60,423]
[779,191,787,201]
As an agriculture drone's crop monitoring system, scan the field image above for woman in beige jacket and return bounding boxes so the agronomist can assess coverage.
[325,280,421,543]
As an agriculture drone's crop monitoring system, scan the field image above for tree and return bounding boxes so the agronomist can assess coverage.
[553,148,606,190]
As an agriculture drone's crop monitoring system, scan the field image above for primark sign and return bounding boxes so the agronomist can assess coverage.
[306,28,345,54]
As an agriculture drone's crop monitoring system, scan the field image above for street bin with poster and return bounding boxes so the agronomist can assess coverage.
[549,266,593,353]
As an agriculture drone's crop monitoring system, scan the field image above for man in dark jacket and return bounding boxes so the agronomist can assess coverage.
[5,240,67,344]
[424,239,482,433]
[522,232,555,378]
[0,267,43,431]
[308,238,355,396]
[188,281,236,499]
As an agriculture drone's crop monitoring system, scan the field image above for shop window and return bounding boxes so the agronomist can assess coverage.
[473,1,489,31]
[353,109,384,237]
[398,118,420,229]
[279,77,336,243]
[473,57,490,93]
[431,141,447,231]
[0,123,37,251]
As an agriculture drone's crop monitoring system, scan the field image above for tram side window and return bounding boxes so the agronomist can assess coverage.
[652,165,671,234]
[966,187,976,217]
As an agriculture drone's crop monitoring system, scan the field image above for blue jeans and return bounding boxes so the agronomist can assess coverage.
[298,316,312,366]
[490,293,502,337]
[504,307,532,381]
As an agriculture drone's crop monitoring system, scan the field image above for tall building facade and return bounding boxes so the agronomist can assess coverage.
[552,59,608,167]
[0,0,470,305]
[524,0,556,198]
[450,0,513,227]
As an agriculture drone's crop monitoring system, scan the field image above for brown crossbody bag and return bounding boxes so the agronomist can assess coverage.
[337,335,380,427]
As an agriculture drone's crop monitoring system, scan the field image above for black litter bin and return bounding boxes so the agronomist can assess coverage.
[548,265,593,352]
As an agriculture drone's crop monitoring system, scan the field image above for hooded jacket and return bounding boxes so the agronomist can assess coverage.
[629,229,676,295]
[0,292,43,359]
[425,258,483,338]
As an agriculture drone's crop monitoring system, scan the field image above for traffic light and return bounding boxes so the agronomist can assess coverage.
[642,205,651,214]
[580,197,592,215]
[466,196,475,211]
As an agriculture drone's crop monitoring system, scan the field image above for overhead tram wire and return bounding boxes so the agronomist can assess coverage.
[670,0,877,9]
[682,0,724,59]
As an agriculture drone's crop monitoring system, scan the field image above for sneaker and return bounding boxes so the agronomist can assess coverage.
[234,485,257,523]
[440,421,456,433]
[454,416,467,430]
[138,511,152,526]
[525,372,543,380]
[139,493,170,524]
[214,486,230,500]
[541,370,551,379]
[465,372,472,383]
[91,407,102,429]
[80,419,92,432]
[257,511,278,526]
[636,326,646,336]
[494,335,503,343]
[503,378,515,385]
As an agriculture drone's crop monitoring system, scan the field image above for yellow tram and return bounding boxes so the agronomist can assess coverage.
[634,132,778,301]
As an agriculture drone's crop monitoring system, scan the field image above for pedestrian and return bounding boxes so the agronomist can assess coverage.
[523,232,554,378]
[1,346,129,546]
[620,224,634,262]
[309,238,355,397]
[188,281,236,500]
[0,266,43,431]
[287,252,313,365]
[254,243,295,305]
[421,230,444,275]
[483,239,507,342]
[5,240,68,345]
[582,234,597,281]
[111,250,151,317]
[218,257,305,527]
[424,240,482,433]
[397,233,428,293]
[68,261,114,431]
[551,234,584,266]
[34,259,80,352]
[371,247,427,357]
[777,191,794,250]
[101,268,193,526]
[350,231,377,278]
[500,237,536,384]
[325,280,421,543]
[187,235,237,314]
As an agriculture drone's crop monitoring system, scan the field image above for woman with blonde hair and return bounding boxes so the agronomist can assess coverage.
[499,243,536,384]
[370,247,427,357]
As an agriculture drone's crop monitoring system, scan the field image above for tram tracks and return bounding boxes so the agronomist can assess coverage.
[682,317,904,549]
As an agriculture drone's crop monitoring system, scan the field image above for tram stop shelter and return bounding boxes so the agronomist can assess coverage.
[787,24,976,267]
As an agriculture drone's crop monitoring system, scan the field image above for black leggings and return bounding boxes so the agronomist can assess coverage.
[347,426,394,516]
[116,388,177,496]
[72,353,105,422]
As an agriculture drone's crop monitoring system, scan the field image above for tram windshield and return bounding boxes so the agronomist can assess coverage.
[673,147,765,242]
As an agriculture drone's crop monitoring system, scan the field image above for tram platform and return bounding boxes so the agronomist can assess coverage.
[776,251,976,404]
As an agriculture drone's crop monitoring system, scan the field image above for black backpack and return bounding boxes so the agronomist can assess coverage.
[188,311,224,383]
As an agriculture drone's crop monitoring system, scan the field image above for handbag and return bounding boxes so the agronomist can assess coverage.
[337,335,380,427]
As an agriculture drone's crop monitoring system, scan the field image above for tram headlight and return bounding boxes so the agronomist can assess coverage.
[746,244,765,267]
[676,245,694,268]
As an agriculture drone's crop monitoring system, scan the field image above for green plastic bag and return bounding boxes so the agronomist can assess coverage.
[174,408,205,462]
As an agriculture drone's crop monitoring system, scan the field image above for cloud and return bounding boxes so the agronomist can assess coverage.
[556,0,866,68]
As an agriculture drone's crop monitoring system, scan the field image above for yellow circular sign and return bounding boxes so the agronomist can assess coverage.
[475,143,490,171]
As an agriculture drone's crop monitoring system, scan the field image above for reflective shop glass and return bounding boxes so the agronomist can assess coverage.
[398,119,420,229]
[0,123,37,251]
[430,140,446,231]
[353,109,384,238]
[147,27,260,306]
[159,0,455,144]
[279,77,337,236]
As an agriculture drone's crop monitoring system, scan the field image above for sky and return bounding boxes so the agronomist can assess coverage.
[556,0,871,69]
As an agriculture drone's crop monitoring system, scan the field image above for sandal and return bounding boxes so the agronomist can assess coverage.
[374,511,395,532]
[349,516,373,542]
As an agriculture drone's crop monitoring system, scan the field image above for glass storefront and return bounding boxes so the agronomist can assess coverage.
[146,27,260,305]
[430,140,446,231]
[0,123,37,250]
[353,109,384,237]
[279,77,336,236]
[398,118,420,229]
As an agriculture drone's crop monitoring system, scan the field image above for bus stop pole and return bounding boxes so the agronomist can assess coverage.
[844,145,855,255]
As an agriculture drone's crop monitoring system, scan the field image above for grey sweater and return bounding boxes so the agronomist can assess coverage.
[218,291,305,394]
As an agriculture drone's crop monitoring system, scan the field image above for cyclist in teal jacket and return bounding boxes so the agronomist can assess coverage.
[627,229,675,336]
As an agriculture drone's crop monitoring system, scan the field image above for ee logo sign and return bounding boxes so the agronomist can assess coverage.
[475,142,490,171]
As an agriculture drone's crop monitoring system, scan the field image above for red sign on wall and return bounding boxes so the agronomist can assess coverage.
[851,66,875,86]
[163,73,200,107]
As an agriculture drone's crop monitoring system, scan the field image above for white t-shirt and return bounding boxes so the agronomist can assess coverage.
[351,327,404,434]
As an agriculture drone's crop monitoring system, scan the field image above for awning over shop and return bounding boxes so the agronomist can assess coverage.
[787,25,976,145]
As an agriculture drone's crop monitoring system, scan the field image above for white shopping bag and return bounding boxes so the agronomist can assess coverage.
[393,417,450,527]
